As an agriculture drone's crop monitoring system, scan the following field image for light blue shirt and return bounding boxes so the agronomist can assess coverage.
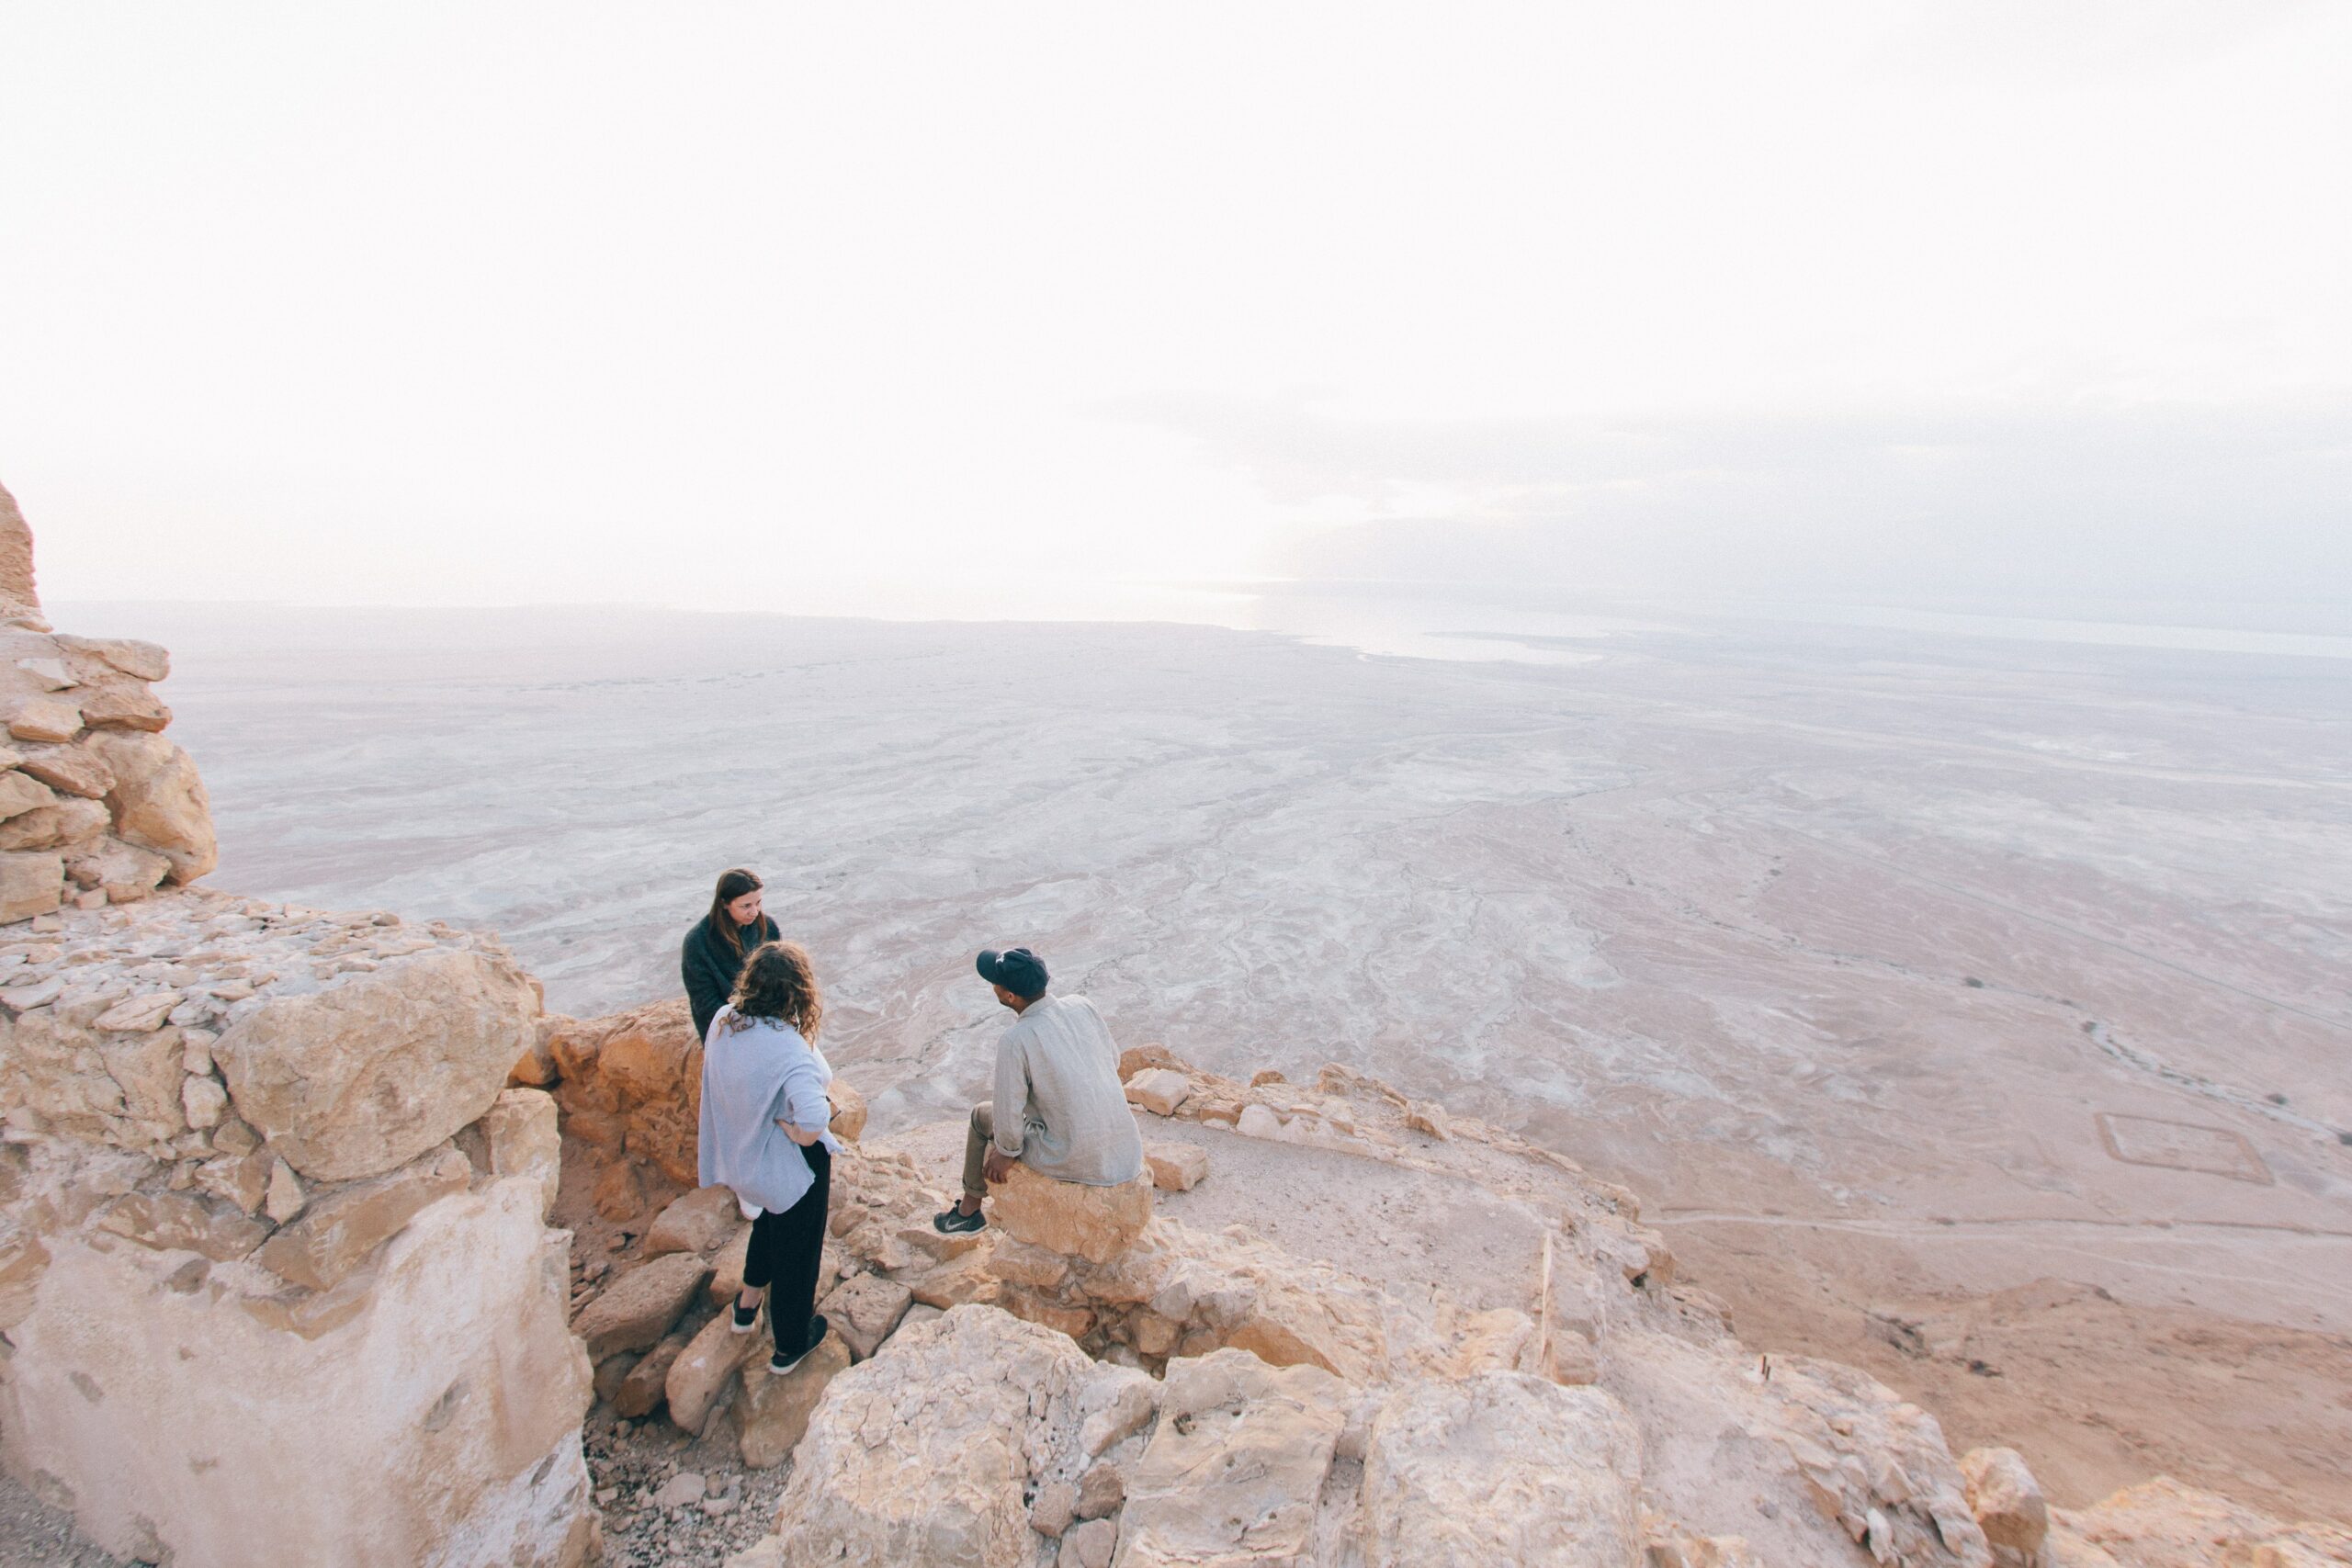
[697,1008,842,1215]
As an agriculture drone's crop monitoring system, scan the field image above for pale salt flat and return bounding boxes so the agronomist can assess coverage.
[68,600,2352,1349]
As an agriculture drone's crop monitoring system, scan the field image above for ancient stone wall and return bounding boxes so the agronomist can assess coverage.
[0,891,596,1566]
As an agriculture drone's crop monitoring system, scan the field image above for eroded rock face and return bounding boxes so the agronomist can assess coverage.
[2047,1477,2352,1568]
[767,1305,1129,1567]
[1116,1348,1345,1567]
[0,1164,593,1567]
[545,999,704,1189]
[0,892,535,1179]
[1360,1372,1645,1566]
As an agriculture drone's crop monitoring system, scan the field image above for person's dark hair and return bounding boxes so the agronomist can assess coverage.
[723,940,823,1043]
[707,868,763,956]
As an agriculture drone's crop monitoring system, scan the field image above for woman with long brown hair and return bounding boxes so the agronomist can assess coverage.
[682,867,781,1043]
[696,940,837,1372]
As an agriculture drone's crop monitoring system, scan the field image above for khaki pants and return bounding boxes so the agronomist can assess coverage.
[961,1101,998,1201]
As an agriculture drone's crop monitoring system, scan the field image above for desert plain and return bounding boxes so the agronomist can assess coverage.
[82,596,2352,1524]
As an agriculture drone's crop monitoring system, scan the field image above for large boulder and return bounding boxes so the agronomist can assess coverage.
[82,728,216,883]
[571,1251,712,1362]
[734,1332,854,1468]
[1359,1372,1645,1567]
[213,947,539,1181]
[1961,1448,2050,1568]
[1115,1348,1345,1568]
[0,1169,594,1567]
[990,1162,1153,1265]
[768,1305,1134,1567]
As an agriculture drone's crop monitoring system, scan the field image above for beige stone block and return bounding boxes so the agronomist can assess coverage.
[0,795,107,851]
[212,946,537,1181]
[15,741,115,798]
[1962,1448,2049,1562]
[571,1251,711,1361]
[478,1088,561,1220]
[664,1305,763,1436]
[1003,1289,1093,1340]
[94,990,180,1032]
[55,635,170,682]
[94,1191,269,1261]
[644,1184,741,1258]
[1118,1043,1184,1078]
[64,837,169,904]
[735,1332,853,1468]
[6,697,79,743]
[180,1074,227,1130]
[75,685,170,732]
[1145,1142,1207,1191]
[1124,1067,1192,1117]
[612,1328,693,1418]
[195,1148,272,1214]
[265,1158,306,1224]
[82,730,215,883]
[901,1249,1001,1311]
[0,770,53,818]
[254,1145,473,1292]
[992,1162,1153,1264]
[818,1272,913,1359]
[0,849,60,923]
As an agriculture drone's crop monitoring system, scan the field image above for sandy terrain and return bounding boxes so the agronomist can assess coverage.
[74,598,2352,1522]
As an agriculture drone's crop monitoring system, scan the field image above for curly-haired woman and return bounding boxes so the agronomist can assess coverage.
[697,940,838,1373]
[681,868,782,1044]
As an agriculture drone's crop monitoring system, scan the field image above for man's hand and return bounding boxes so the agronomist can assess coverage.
[982,1147,1017,1185]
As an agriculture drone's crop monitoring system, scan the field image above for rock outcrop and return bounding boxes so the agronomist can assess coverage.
[0,518,594,1567]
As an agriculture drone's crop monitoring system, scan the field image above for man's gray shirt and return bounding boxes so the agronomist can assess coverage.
[991,992,1144,1186]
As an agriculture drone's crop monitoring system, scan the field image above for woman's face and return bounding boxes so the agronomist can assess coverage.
[727,889,763,925]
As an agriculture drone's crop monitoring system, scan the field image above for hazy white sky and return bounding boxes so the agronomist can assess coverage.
[3,3,2346,615]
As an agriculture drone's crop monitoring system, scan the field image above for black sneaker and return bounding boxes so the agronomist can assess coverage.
[933,1204,986,1235]
[730,1295,761,1335]
[769,1314,829,1376]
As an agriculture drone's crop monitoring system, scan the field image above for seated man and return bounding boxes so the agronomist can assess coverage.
[934,945,1145,1235]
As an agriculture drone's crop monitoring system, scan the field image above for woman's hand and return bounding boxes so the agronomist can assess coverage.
[775,1119,823,1147]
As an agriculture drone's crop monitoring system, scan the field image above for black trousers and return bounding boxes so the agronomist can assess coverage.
[741,1142,831,1355]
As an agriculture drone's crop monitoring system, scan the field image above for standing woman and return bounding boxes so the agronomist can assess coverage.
[698,941,838,1372]
[683,868,781,1043]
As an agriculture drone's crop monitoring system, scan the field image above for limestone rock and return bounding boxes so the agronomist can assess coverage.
[1124,1067,1192,1117]
[213,945,538,1181]
[0,849,62,922]
[1060,1517,1115,1568]
[7,697,80,744]
[571,1250,712,1361]
[991,1161,1154,1264]
[195,1147,272,1215]
[64,837,169,904]
[1405,1100,1452,1140]
[180,1073,227,1130]
[76,684,171,733]
[665,1305,763,1437]
[735,1330,853,1468]
[612,1327,693,1418]
[766,1305,1104,1567]
[819,1270,913,1359]
[82,730,215,883]
[265,1157,306,1224]
[1962,1448,2050,1566]
[1118,1348,1345,1568]
[0,795,107,850]
[1119,1043,1184,1078]
[255,1145,472,1292]
[478,1088,561,1220]
[1236,1102,1282,1140]
[1145,1141,1207,1191]
[546,998,702,1187]
[645,1184,741,1258]
[94,1191,269,1262]
[14,741,113,799]
[1,1174,593,1567]
[0,769,51,818]
[828,1078,867,1142]
[1361,1372,1645,1566]
[54,635,169,682]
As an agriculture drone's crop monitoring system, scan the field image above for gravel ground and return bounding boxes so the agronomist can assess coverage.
[0,1472,125,1568]
[585,1399,789,1568]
